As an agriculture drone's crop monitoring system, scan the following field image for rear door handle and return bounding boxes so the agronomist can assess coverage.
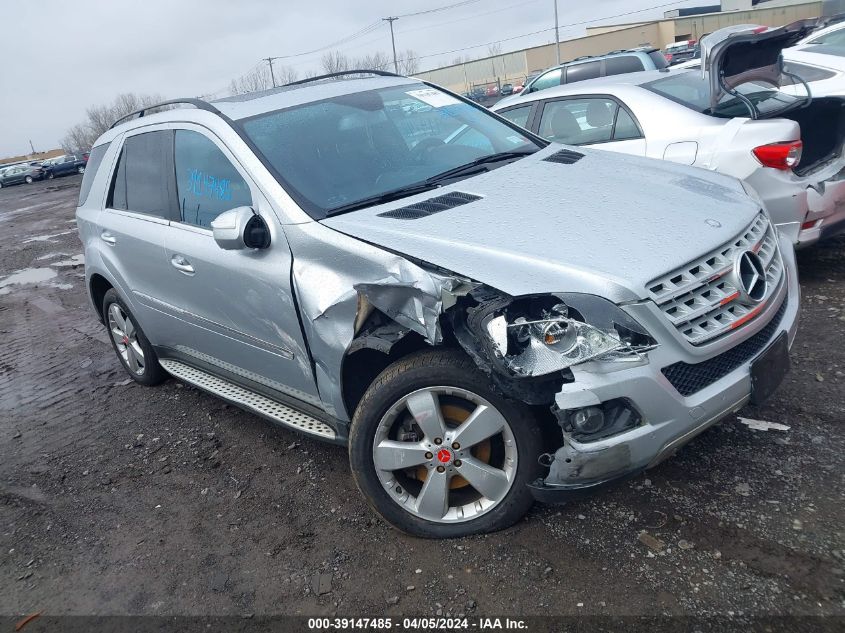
[170,254,195,275]
[101,231,116,245]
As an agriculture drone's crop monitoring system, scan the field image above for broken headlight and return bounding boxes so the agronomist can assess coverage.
[480,295,656,377]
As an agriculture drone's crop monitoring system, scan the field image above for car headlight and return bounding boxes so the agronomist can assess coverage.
[475,294,657,378]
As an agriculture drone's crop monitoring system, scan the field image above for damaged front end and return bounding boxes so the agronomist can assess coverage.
[447,288,658,497]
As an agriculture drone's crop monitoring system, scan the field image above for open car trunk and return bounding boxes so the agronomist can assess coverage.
[773,97,845,175]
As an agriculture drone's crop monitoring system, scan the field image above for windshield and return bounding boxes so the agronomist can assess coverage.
[239,84,540,218]
[643,70,801,117]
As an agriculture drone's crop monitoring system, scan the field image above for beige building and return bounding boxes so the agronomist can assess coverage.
[416,1,824,93]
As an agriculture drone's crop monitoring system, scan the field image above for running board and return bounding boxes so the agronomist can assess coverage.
[159,360,336,440]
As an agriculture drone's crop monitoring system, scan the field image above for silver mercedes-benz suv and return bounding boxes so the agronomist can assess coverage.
[77,70,799,538]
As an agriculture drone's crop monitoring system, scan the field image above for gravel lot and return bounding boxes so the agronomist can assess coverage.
[1,176,843,625]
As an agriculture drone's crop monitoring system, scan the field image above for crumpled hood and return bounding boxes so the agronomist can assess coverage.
[321,145,761,302]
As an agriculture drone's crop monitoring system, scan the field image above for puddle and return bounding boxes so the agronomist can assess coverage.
[22,230,75,244]
[36,252,70,261]
[50,254,85,268]
[0,267,57,295]
[49,282,74,291]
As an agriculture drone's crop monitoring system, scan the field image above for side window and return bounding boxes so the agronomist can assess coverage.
[605,56,645,76]
[539,98,620,145]
[564,61,601,84]
[174,130,252,228]
[497,105,533,129]
[529,68,562,93]
[107,130,174,218]
[613,107,642,140]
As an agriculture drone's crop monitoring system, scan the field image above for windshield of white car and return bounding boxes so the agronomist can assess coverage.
[239,84,541,219]
[643,71,801,118]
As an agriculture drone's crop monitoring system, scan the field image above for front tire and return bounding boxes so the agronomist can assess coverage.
[25,176,33,184]
[47,171,55,180]
[101,289,167,386]
[349,349,543,538]
[77,166,85,174]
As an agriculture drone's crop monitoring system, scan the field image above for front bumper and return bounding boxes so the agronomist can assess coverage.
[529,233,800,502]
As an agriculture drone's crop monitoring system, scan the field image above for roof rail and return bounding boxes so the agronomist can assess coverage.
[284,69,404,87]
[109,98,223,130]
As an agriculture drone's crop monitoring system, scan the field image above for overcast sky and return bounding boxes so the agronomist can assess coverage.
[0,0,703,156]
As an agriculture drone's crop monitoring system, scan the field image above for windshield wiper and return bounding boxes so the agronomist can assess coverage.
[326,181,442,216]
[424,150,536,185]
[324,150,535,217]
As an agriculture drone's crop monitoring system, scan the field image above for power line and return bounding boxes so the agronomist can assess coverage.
[394,0,482,18]
[412,0,694,64]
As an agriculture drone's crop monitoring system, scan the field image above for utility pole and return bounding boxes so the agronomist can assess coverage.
[265,57,277,88]
[29,139,36,155]
[383,16,399,73]
[553,0,561,65]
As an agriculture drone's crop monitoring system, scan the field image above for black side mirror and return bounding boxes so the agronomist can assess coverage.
[243,214,271,249]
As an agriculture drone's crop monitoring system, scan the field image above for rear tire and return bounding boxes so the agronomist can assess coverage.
[349,349,543,538]
[101,289,167,386]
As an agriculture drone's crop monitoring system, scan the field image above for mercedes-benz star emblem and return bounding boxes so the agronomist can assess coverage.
[734,250,767,304]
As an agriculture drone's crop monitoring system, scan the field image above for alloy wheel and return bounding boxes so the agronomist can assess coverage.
[372,386,517,524]
[108,303,145,376]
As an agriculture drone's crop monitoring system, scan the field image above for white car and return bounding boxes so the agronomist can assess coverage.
[793,18,845,47]
[492,21,845,247]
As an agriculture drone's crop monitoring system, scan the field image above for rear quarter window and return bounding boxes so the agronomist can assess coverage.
[564,61,601,84]
[605,56,645,75]
[77,143,109,206]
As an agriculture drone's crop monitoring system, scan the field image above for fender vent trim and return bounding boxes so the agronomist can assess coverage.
[377,191,481,220]
[543,149,585,164]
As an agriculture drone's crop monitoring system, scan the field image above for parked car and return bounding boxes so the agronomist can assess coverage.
[674,44,845,98]
[78,71,798,538]
[486,84,499,97]
[663,39,697,65]
[468,86,487,101]
[500,83,515,96]
[493,21,845,248]
[43,154,86,179]
[0,164,45,188]
[495,48,669,108]
[794,16,845,47]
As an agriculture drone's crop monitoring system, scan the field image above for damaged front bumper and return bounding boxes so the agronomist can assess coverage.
[529,234,801,502]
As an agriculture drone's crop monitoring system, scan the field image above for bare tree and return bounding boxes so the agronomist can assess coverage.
[487,43,503,57]
[228,65,273,95]
[275,64,299,85]
[357,51,391,71]
[321,50,349,74]
[60,92,163,153]
[397,49,419,75]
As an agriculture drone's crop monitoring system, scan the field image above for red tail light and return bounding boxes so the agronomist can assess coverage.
[665,53,673,62]
[752,140,802,170]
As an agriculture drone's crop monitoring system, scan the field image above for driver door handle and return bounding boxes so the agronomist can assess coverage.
[100,231,116,245]
[170,254,195,275]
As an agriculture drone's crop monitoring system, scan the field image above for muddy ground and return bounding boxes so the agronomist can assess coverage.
[0,176,843,626]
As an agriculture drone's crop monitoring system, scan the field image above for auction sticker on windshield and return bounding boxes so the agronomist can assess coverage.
[406,88,461,107]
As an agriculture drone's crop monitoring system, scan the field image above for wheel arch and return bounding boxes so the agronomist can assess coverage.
[89,273,114,323]
[341,327,437,419]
